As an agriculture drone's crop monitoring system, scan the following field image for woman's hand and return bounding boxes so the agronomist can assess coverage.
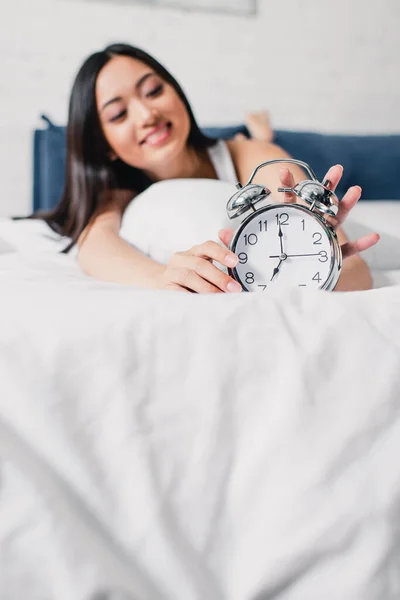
[157,241,243,293]
[218,163,380,270]
[279,164,380,260]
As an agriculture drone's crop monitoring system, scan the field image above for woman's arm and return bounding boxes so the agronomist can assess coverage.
[77,203,242,293]
[227,138,306,194]
[77,206,165,288]
[334,228,373,291]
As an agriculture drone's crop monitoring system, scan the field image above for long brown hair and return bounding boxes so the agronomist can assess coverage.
[30,43,216,252]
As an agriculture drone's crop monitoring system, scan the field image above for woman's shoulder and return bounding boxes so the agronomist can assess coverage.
[97,189,137,217]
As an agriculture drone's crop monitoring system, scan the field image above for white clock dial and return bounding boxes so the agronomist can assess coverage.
[231,204,335,291]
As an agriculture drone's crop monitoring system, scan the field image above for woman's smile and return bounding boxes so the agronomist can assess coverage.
[141,121,173,147]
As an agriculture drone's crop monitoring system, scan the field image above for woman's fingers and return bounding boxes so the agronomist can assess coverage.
[333,185,362,227]
[189,241,241,292]
[218,228,234,248]
[279,167,296,203]
[169,267,224,293]
[341,232,380,260]
[166,239,242,294]
[277,164,356,225]
[170,259,241,293]
[193,239,237,267]
[321,164,344,192]
[165,283,192,293]
[278,164,344,205]
[193,256,242,292]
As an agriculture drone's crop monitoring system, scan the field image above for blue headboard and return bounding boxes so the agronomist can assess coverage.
[33,115,400,212]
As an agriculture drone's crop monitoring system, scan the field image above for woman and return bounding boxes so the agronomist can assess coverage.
[37,43,379,293]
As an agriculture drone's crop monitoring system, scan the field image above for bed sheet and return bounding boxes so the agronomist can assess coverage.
[0,249,400,600]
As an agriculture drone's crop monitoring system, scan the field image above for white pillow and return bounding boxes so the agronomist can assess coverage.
[120,179,400,271]
[120,178,254,265]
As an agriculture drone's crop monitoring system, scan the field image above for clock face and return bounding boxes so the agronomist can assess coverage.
[230,204,335,291]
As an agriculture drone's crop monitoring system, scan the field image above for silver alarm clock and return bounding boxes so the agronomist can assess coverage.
[226,159,342,291]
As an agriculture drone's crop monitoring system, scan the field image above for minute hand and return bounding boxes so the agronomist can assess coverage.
[269,253,323,258]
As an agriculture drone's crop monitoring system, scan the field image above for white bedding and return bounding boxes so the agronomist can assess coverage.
[0,202,400,600]
[2,200,400,288]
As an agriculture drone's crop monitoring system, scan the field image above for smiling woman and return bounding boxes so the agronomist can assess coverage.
[26,43,378,293]
[35,44,218,254]
[96,55,202,182]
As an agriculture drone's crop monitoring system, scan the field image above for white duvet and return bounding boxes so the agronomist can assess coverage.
[0,201,400,600]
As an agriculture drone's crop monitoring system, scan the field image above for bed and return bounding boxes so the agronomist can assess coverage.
[0,123,400,600]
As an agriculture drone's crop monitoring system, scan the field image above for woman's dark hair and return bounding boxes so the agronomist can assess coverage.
[28,43,216,252]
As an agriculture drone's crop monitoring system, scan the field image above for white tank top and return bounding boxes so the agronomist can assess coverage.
[119,140,241,267]
[206,139,238,184]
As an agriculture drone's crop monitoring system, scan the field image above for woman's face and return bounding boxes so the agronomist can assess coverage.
[95,55,191,177]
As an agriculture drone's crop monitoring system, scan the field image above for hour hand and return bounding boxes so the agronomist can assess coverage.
[270,259,283,281]
[278,222,284,254]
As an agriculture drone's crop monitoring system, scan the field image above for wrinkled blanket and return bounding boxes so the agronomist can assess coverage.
[0,252,400,600]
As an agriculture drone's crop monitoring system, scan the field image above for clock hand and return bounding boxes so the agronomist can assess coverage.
[270,258,283,281]
[269,253,322,258]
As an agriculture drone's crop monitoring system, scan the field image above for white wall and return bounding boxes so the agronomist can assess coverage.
[0,0,399,216]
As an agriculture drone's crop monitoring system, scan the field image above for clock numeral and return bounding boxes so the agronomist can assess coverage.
[238,252,248,264]
[312,272,322,283]
[244,233,258,246]
[301,219,306,231]
[245,272,255,284]
[313,232,322,245]
[276,213,289,226]
[258,284,267,291]
[318,251,328,263]
[258,220,268,232]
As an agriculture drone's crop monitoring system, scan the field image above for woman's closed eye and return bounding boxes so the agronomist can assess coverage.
[145,84,163,98]
[108,85,163,122]
[109,109,127,123]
